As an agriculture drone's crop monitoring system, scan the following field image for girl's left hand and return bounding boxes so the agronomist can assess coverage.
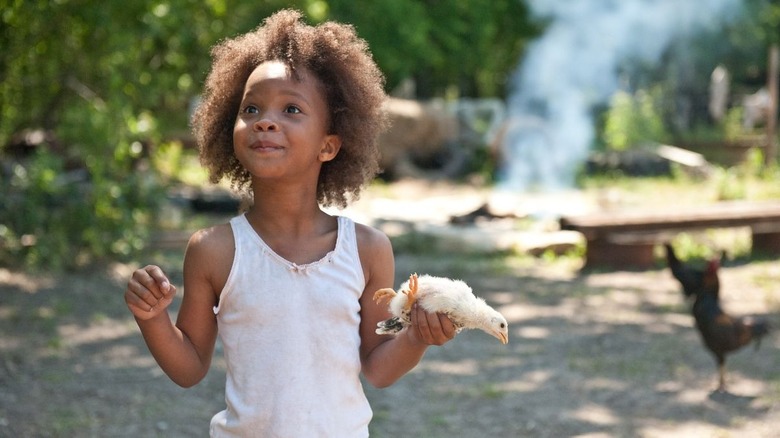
[409,303,457,346]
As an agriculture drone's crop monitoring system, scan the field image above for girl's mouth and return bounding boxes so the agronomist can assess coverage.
[250,140,283,151]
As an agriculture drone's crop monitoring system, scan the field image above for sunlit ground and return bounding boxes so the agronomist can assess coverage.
[2,176,779,437]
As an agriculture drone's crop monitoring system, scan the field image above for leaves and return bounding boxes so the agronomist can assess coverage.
[327,0,540,97]
[0,1,540,269]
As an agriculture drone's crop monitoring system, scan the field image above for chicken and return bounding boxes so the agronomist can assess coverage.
[664,243,770,392]
[664,243,707,299]
[373,273,509,344]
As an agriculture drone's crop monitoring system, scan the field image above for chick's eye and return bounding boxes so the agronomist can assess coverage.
[500,323,506,328]
[284,105,302,114]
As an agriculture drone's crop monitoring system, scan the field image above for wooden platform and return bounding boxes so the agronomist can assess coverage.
[559,201,780,269]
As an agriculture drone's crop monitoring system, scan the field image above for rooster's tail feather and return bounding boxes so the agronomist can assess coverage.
[752,320,771,351]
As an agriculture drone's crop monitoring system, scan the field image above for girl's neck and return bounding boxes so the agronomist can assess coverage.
[242,187,338,265]
[244,183,329,237]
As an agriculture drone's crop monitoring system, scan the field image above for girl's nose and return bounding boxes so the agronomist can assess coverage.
[254,118,278,131]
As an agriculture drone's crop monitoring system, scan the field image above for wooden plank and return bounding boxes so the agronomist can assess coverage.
[561,200,780,269]
[560,201,780,238]
[586,238,655,269]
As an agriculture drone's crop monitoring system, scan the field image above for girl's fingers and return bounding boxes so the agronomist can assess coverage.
[143,265,171,294]
[437,313,457,339]
[135,265,170,298]
[411,304,455,346]
[414,305,431,343]
[126,265,174,310]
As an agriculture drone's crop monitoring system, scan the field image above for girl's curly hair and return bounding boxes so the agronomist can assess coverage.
[192,9,388,208]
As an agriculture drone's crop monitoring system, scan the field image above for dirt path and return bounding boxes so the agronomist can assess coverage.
[1,183,779,437]
[2,255,778,437]
[372,255,780,438]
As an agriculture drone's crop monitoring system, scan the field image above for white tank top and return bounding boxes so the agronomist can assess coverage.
[210,214,371,437]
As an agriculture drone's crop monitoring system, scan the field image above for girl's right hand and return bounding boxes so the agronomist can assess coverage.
[125,265,177,320]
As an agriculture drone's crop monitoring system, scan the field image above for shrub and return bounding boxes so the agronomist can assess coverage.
[0,148,162,271]
[603,88,668,151]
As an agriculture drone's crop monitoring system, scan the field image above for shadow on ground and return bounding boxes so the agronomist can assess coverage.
[1,249,778,437]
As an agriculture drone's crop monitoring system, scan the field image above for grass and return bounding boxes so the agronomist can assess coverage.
[479,383,507,399]
[580,157,780,205]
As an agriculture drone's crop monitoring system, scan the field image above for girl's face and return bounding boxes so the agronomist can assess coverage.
[233,60,341,184]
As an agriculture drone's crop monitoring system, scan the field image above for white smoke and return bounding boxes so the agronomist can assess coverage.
[499,0,742,192]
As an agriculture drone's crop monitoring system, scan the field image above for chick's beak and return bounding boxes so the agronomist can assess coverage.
[493,330,509,345]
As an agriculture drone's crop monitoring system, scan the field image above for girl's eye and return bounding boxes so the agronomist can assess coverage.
[284,105,302,114]
[242,105,259,114]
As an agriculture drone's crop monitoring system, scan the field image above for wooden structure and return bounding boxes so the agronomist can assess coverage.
[766,44,778,167]
[559,201,780,269]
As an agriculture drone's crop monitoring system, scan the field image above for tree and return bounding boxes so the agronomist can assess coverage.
[326,0,539,97]
[0,0,301,269]
[0,0,539,269]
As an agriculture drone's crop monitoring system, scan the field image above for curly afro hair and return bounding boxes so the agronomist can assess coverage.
[192,9,388,208]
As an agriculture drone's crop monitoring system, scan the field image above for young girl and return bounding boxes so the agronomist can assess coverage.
[124,9,456,437]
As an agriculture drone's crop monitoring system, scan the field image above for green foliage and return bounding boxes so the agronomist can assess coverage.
[723,107,746,141]
[668,230,751,262]
[749,0,780,46]
[152,141,209,186]
[0,149,162,270]
[0,0,297,270]
[741,146,768,176]
[602,88,668,151]
[726,147,780,198]
[695,146,780,202]
[712,167,747,201]
[327,0,540,97]
[0,1,539,270]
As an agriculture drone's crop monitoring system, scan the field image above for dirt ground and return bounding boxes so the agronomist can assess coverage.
[2,181,779,437]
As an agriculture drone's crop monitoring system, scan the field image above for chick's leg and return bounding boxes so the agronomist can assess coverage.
[373,288,397,306]
[402,273,419,313]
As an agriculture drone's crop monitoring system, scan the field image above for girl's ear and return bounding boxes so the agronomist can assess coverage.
[319,134,342,162]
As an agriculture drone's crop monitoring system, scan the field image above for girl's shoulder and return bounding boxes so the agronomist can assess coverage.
[353,221,391,253]
[187,222,234,253]
[353,221,393,284]
[184,222,235,293]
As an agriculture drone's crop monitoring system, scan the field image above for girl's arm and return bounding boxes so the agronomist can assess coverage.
[124,224,232,387]
[356,225,457,388]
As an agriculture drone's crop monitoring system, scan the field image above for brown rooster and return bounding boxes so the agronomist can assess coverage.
[664,243,770,392]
